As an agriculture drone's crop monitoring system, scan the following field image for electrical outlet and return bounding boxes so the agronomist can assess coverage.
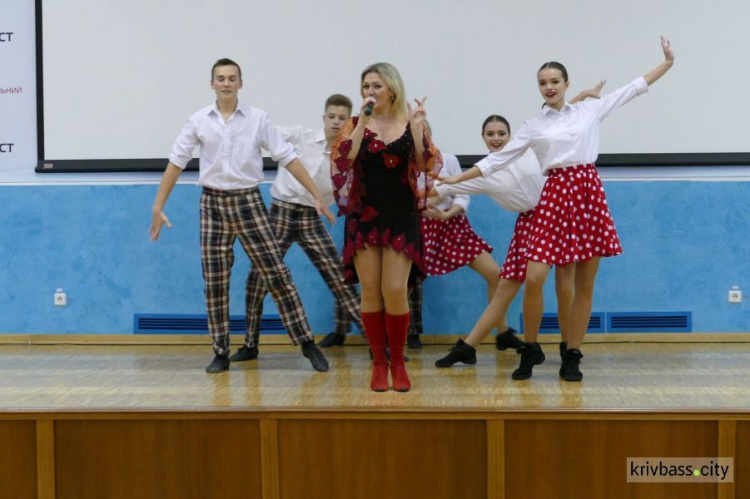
[729,286,742,304]
[54,288,67,306]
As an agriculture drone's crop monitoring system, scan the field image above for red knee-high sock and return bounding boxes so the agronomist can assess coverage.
[362,310,389,392]
[385,312,411,392]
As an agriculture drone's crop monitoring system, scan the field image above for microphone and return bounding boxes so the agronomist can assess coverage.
[364,100,374,116]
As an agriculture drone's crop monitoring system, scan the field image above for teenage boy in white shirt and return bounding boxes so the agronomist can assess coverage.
[149,58,335,374]
[234,94,364,362]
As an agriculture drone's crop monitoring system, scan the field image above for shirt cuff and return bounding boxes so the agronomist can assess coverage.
[168,154,189,169]
[633,76,649,95]
[433,183,449,198]
[277,152,298,169]
[475,159,494,177]
[452,196,470,213]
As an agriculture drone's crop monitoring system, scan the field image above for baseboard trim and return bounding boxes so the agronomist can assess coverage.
[0,332,749,346]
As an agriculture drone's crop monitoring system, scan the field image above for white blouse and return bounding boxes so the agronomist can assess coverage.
[430,153,470,213]
[476,77,649,177]
[435,149,544,214]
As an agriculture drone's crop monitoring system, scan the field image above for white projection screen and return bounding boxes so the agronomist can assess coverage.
[38,0,750,172]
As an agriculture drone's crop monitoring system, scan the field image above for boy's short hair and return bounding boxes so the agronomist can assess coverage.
[324,94,353,113]
[211,58,242,80]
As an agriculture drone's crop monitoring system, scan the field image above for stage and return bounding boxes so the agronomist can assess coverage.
[1,340,749,498]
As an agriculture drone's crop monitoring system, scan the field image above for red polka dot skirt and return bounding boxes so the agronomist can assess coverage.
[526,164,622,266]
[421,214,493,276]
[499,209,535,282]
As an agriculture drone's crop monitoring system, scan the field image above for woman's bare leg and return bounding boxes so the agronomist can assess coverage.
[467,252,507,333]
[567,257,600,349]
[521,261,552,344]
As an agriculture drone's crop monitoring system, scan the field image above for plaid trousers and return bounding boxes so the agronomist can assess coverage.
[408,281,423,335]
[200,187,314,356]
[244,199,363,348]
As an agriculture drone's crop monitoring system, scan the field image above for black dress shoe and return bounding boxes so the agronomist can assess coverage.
[407,333,423,349]
[560,348,583,382]
[301,342,330,372]
[435,339,477,368]
[205,355,230,373]
[229,345,259,362]
[317,332,346,348]
[511,342,545,380]
[495,327,524,351]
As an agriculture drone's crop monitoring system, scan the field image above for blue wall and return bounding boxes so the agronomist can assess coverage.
[2,180,749,335]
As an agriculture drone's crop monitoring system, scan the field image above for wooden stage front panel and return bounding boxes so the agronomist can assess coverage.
[277,419,487,499]
[54,419,262,498]
[737,421,750,499]
[505,420,719,498]
[0,421,37,499]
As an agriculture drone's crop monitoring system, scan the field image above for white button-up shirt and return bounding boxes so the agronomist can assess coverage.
[436,149,544,213]
[430,153,470,213]
[476,77,649,177]
[270,126,335,208]
[169,102,297,190]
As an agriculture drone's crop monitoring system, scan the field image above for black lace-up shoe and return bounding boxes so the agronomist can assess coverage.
[317,332,346,348]
[511,342,546,380]
[495,328,524,351]
[560,348,583,382]
[301,341,330,372]
[205,355,230,373]
[435,339,477,368]
[229,345,259,362]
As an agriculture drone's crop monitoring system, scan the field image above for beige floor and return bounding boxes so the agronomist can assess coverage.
[1,343,749,411]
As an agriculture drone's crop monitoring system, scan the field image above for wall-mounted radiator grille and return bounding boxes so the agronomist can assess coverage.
[134,314,284,334]
[519,312,691,333]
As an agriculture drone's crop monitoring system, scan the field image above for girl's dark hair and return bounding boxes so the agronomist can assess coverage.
[481,115,511,135]
[538,61,568,82]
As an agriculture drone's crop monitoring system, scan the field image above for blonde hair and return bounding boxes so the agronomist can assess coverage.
[360,62,408,121]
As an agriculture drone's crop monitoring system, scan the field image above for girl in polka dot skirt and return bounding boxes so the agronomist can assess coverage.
[410,123,524,354]
[432,96,602,370]
[442,37,674,381]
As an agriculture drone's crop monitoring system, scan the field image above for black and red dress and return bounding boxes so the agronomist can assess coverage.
[331,117,442,285]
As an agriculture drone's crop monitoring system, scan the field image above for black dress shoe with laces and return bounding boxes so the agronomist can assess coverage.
[407,333,423,349]
[318,332,346,348]
[205,355,230,373]
[560,348,583,382]
[301,341,330,372]
[229,345,259,362]
[511,342,545,380]
[435,339,477,368]
[495,327,524,351]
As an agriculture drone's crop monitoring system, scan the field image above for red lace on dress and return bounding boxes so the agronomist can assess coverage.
[331,117,442,217]
[330,117,443,285]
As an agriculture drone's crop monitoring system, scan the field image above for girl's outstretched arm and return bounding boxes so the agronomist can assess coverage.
[643,36,675,86]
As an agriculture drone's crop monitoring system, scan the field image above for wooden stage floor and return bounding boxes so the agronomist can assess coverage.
[1,342,749,412]
[2,341,749,498]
